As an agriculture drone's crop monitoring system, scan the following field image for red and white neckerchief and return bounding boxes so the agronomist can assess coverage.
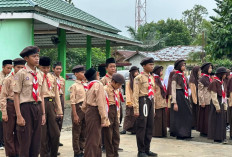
[119,90,125,102]
[81,81,88,91]
[153,74,167,93]
[11,72,14,76]
[44,74,52,90]
[141,72,154,100]
[105,74,111,85]
[214,77,227,104]
[88,80,110,113]
[30,71,39,102]
[201,73,212,82]
[176,71,189,99]
[56,78,62,93]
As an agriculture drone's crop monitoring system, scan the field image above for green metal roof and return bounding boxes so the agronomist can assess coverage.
[0,0,120,33]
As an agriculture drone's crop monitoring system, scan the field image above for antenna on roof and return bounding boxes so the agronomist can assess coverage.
[135,0,147,31]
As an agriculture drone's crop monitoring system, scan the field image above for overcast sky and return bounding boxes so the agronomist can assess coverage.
[73,0,217,37]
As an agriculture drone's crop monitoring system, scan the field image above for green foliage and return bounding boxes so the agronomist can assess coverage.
[182,4,208,38]
[40,48,106,72]
[208,58,232,69]
[206,0,232,59]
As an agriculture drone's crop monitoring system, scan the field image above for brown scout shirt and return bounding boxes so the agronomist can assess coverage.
[53,74,65,95]
[82,81,110,125]
[13,64,46,104]
[70,80,86,105]
[198,81,211,105]
[125,81,134,106]
[154,82,167,109]
[171,81,182,104]
[133,72,155,115]
[0,71,7,85]
[101,73,112,86]
[43,73,63,115]
[211,91,227,111]
[0,73,15,116]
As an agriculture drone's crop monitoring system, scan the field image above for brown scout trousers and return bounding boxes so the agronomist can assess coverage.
[136,96,154,153]
[2,99,19,156]
[103,105,120,157]
[17,102,42,157]
[40,98,60,157]
[84,106,102,157]
[72,102,86,155]
[58,94,64,131]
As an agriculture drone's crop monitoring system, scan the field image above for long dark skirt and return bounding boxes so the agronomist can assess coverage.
[208,96,226,141]
[169,105,175,136]
[229,106,232,138]
[190,97,199,130]
[171,89,192,138]
[123,106,136,133]
[153,108,167,137]
[167,108,170,128]
[197,105,211,135]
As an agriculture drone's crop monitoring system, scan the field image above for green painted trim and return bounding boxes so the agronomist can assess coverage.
[31,19,34,45]
[86,35,92,69]
[58,28,67,78]
[106,40,111,59]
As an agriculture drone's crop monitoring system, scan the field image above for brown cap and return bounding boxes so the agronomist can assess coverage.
[20,46,40,58]
[72,65,85,73]
[112,73,125,84]
[215,67,227,74]
[129,66,139,72]
[12,58,26,66]
[174,59,185,69]
[140,57,154,66]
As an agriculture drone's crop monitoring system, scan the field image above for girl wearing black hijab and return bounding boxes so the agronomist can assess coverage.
[120,66,139,134]
[189,66,201,129]
[171,59,192,139]
[152,66,167,137]
[198,63,213,136]
[208,67,228,143]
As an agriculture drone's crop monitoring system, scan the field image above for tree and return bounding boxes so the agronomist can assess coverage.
[155,19,192,46]
[206,0,232,59]
[182,5,208,38]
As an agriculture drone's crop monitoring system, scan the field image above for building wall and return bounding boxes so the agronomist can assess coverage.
[0,19,33,64]
[128,54,145,72]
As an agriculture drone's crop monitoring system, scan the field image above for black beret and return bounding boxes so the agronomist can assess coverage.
[174,59,185,69]
[201,62,213,70]
[2,59,12,66]
[129,66,139,72]
[215,67,227,74]
[12,58,26,66]
[106,58,116,64]
[39,56,51,66]
[84,68,96,80]
[152,65,163,73]
[112,73,125,84]
[140,57,155,66]
[72,65,85,73]
[20,46,40,58]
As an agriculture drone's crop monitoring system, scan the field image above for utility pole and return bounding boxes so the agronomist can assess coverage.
[135,0,147,31]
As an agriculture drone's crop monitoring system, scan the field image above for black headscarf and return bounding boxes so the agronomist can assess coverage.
[172,61,187,90]
[189,66,200,87]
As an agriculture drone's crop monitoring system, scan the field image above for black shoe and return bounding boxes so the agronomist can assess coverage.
[57,152,60,156]
[145,151,158,157]
[120,130,126,134]
[59,142,63,146]
[74,153,83,157]
[102,146,106,152]
[170,132,176,137]
[137,152,148,157]
[118,147,123,152]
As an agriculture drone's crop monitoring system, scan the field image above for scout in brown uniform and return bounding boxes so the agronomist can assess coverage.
[103,73,125,157]
[0,59,13,149]
[152,66,167,138]
[81,68,110,157]
[133,57,157,157]
[189,66,201,130]
[121,66,139,134]
[0,58,25,156]
[39,57,63,157]
[101,58,116,86]
[70,65,87,157]
[227,71,232,139]
[208,67,227,143]
[52,62,66,133]
[198,63,213,136]
[13,46,46,157]
[171,59,192,139]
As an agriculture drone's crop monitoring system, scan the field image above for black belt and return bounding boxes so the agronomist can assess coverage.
[44,97,54,102]
[7,99,14,103]
[21,101,41,105]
